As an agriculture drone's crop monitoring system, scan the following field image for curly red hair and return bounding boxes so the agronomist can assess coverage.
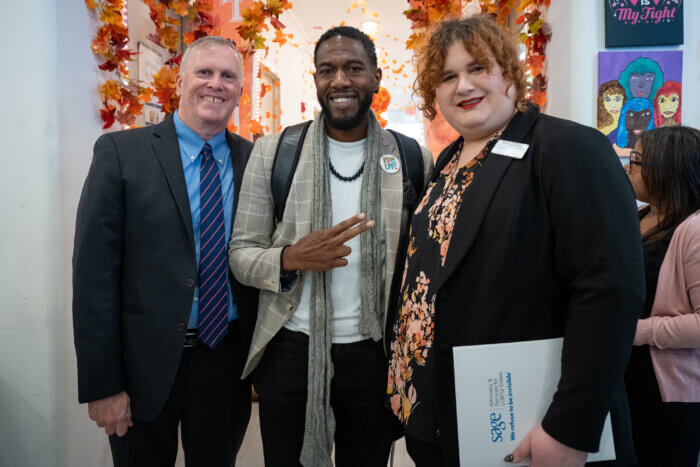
[415,15,527,121]
[653,81,682,127]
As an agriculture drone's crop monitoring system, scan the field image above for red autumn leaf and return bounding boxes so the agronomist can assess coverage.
[301,102,306,113]
[270,16,285,30]
[99,59,119,72]
[165,54,182,66]
[100,103,116,129]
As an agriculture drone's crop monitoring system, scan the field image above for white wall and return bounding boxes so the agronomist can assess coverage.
[547,1,698,129]
[0,1,108,465]
[255,11,319,128]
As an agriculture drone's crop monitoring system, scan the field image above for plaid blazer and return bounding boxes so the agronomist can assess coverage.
[229,118,433,377]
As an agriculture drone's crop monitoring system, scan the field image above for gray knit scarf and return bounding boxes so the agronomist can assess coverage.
[300,111,384,467]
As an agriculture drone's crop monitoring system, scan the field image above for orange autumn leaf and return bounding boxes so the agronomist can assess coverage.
[260,83,271,99]
[371,87,391,128]
[100,8,123,26]
[272,29,287,46]
[159,25,180,51]
[100,80,122,101]
[152,65,180,114]
[85,0,98,9]
[249,120,264,135]
[171,0,191,17]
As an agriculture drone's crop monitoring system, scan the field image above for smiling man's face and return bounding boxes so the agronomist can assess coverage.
[176,44,242,136]
[314,36,381,135]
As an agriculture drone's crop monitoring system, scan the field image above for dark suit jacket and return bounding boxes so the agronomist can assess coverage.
[73,115,257,421]
[386,106,645,465]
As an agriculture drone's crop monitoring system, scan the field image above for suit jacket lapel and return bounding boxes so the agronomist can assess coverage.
[379,131,404,296]
[438,105,540,287]
[152,115,195,249]
[226,131,245,224]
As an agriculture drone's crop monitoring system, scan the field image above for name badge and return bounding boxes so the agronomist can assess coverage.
[491,140,529,159]
[380,154,401,174]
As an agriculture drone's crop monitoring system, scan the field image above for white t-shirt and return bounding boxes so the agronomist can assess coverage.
[285,136,382,343]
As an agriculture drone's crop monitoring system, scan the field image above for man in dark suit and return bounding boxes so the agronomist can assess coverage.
[73,36,256,466]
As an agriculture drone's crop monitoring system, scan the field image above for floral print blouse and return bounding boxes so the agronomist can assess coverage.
[387,138,494,441]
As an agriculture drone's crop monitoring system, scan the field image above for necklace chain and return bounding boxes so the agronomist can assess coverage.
[328,158,364,182]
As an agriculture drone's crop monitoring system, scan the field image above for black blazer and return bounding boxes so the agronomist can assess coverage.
[73,115,257,420]
[386,106,645,465]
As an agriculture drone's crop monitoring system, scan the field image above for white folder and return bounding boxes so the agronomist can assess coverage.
[453,337,616,466]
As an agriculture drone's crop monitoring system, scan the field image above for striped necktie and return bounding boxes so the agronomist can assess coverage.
[197,143,229,348]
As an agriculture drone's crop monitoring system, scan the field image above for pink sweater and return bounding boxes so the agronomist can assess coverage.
[634,211,700,402]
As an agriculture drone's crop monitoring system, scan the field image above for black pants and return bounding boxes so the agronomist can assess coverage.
[406,436,443,467]
[109,322,251,467]
[626,346,700,467]
[253,327,398,467]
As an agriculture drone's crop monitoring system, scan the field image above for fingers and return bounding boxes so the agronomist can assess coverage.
[337,219,375,244]
[329,213,366,235]
[115,419,130,437]
[507,432,532,464]
[332,257,349,268]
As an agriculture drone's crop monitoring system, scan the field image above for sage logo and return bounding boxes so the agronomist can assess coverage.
[490,412,506,443]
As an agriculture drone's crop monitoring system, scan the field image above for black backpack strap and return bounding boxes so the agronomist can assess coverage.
[271,121,312,224]
[387,129,425,210]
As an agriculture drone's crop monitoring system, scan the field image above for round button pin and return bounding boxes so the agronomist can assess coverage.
[379,154,401,174]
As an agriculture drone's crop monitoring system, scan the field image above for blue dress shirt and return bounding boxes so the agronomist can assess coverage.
[173,111,237,328]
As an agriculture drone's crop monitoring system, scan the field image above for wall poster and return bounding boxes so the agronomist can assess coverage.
[605,0,683,48]
[597,50,682,159]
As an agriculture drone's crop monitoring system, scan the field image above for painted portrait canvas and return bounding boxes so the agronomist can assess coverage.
[597,50,682,158]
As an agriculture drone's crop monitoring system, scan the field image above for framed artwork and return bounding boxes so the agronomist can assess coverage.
[605,0,683,48]
[597,50,682,157]
[137,41,167,126]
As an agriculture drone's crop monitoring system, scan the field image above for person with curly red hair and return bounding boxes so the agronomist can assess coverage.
[385,14,643,467]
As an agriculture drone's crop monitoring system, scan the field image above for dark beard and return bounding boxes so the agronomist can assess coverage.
[319,93,374,131]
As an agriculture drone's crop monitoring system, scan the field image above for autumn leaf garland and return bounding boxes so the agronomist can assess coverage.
[88,0,292,129]
[479,0,552,107]
[86,0,152,128]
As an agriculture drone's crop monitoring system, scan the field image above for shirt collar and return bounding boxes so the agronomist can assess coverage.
[173,111,229,162]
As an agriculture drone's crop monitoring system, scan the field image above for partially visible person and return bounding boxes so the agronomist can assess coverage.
[386,15,644,467]
[73,36,257,466]
[652,81,682,128]
[597,80,627,144]
[229,26,433,467]
[624,125,700,467]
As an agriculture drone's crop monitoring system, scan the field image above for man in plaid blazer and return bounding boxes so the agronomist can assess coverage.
[229,26,432,467]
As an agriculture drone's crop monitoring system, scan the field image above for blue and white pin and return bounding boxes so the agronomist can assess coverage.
[380,154,401,174]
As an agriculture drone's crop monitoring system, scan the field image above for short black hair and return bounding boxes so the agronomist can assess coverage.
[314,26,377,67]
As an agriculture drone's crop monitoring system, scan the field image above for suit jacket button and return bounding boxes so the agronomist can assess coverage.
[176,322,186,332]
[185,277,195,288]
[440,343,450,353]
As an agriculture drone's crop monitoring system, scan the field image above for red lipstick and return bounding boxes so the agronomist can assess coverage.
[457,97,483,109]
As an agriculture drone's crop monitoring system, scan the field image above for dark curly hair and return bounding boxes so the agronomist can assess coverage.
[314,26,377,67]
[415,15,527,120]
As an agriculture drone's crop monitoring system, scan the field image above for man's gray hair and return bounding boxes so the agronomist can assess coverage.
[180,35,243,71]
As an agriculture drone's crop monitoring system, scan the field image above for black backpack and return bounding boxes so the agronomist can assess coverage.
[270,121,425,224]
